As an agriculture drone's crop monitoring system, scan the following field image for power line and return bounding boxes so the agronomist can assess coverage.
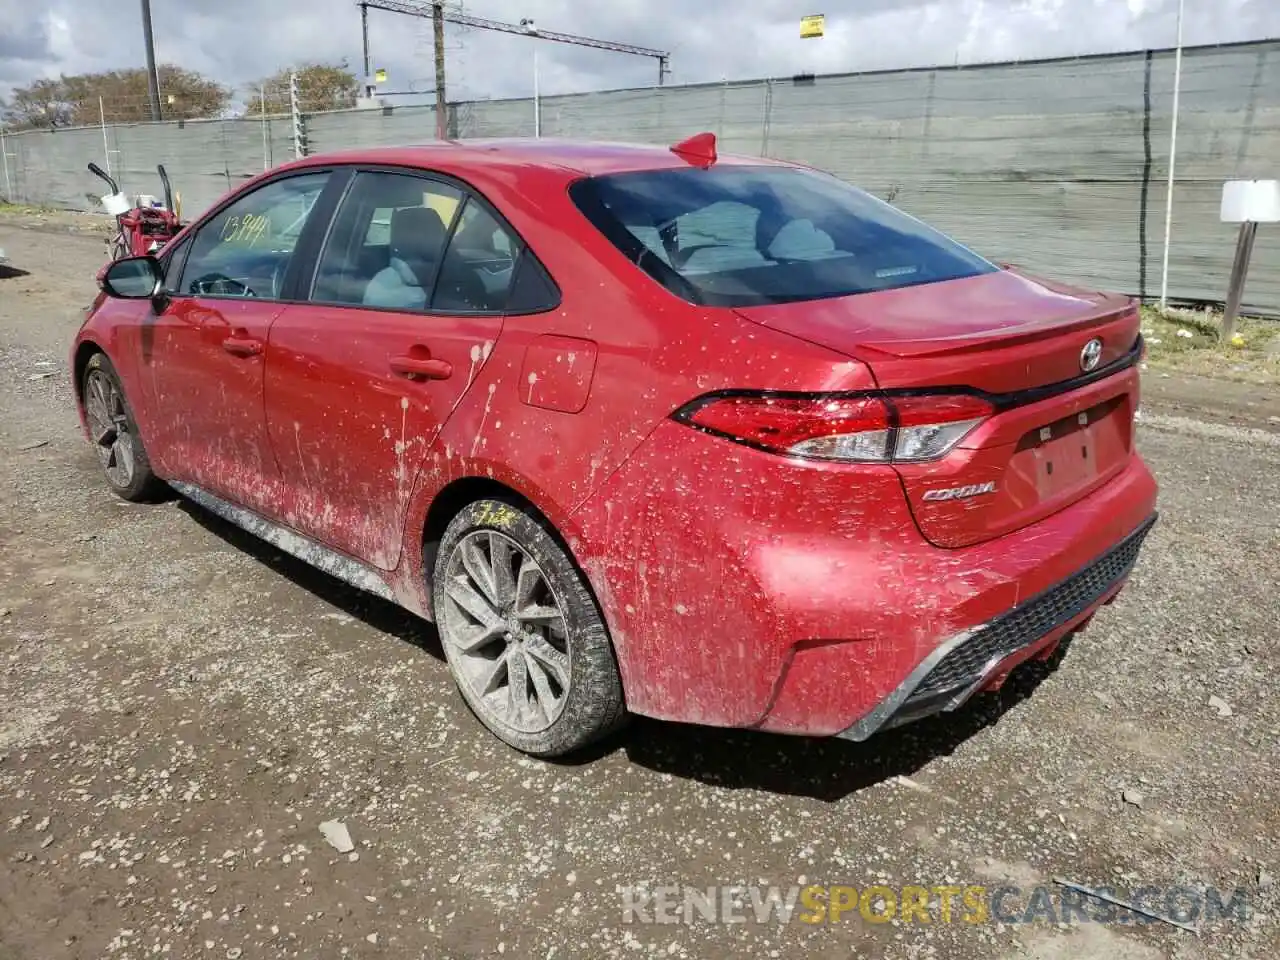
[357,0,672,137]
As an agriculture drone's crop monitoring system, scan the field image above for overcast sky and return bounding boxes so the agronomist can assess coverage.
[0,0,1276,106]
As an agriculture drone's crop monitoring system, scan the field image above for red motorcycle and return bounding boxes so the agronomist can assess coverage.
[88,161,183,261]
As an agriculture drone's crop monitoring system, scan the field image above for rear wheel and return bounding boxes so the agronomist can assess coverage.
[433,499,627,756]
[82,353,165,502]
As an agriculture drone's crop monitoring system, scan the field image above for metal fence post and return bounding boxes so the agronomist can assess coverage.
[260,85,271,170]
[0,122,13,202]
[760,79,773,156]
[1158,0,1185,310]
[290,72,306,158]
[1222,221,1258,341]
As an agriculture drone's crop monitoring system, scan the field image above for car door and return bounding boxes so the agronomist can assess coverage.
[263,169,516,571]
[141,171,336,516]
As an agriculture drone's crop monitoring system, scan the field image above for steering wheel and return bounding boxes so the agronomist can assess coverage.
[189,273,256,298]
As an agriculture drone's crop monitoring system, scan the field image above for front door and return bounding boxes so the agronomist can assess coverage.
[142,171,334,515]
[264,170,516,570]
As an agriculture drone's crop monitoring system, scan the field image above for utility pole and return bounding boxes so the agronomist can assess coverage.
[140,0,163,121]
[361,2,374,98]
[433,2,447,139]
[521,18,540,136]
[533,46,541,136]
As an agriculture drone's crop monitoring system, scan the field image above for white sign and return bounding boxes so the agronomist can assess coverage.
[1220,179,1280,223]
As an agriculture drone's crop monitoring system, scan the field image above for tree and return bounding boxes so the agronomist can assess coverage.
[2,79,74,129]
[1,65,230,129]
[245,62,360,117]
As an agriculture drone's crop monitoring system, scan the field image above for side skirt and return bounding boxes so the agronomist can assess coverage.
[169,481,397,602]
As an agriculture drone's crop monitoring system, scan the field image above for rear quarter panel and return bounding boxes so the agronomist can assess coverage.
[393,164,881,614]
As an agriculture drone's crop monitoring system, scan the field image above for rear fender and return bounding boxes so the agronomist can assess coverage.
[390,440,589,620]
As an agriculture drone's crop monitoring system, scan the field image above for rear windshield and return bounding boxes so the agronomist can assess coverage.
[569,165,996,307]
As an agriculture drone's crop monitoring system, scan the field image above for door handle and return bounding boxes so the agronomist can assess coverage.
[390,352,453,381]
[222,336,263,357]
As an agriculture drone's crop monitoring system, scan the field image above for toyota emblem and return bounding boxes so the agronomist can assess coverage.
[1080,338,1103,372]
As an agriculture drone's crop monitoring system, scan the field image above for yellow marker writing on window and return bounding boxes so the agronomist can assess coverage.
[219,212,271,246]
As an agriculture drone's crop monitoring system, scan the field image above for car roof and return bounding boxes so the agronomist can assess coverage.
[285,137,794,180]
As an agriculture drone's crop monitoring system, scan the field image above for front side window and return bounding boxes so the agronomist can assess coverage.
[178,173,330,299]
[159,234,193,292]
[569,166,996,307]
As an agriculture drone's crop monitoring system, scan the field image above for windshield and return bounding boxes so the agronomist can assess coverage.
[569,165,997,307]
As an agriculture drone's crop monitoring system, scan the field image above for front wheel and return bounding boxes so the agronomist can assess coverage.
[433,499,628,757]
[82,353,166,502]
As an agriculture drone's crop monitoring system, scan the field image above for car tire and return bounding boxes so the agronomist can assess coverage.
[433,498,628,757]
[81,352,166,503]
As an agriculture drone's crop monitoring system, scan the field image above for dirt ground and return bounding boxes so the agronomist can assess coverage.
[1,220,1277,960]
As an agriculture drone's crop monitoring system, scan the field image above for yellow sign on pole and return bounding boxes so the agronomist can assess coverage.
[800,14,825,38]
[374,68,388,84]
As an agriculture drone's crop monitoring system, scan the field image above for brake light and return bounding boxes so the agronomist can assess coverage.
[675,392,992,463]
[887,394,993,461]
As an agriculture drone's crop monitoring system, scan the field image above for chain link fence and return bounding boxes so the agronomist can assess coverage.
[2,41,1277,311]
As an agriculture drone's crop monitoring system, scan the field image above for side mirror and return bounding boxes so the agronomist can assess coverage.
[102,256,163,299]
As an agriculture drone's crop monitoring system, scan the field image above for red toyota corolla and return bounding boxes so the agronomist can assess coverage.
[71,134,1157,756]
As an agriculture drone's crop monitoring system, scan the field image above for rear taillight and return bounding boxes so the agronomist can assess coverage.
[675,392,992,463]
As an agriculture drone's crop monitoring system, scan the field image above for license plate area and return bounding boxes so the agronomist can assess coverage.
[1016,396,1128,498]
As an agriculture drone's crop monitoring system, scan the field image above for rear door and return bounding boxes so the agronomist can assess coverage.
[263,168,518,571]
[141,170,335,515]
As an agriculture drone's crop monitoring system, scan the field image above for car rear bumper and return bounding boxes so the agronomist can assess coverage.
[835,512,1156,741]
[571,420,1159,736]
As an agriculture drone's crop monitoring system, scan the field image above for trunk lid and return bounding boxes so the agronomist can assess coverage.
[735,268,1143,548]
[735,268,1140,392]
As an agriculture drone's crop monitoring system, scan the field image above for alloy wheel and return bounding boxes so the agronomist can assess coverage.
[439,529,572,735]
[84,369,136,489]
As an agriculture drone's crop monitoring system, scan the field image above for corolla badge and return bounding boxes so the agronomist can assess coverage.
[922,481,998,502]
[1080,337,1104,372]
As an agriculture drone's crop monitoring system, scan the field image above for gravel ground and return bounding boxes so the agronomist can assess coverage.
[1,222,1277,960]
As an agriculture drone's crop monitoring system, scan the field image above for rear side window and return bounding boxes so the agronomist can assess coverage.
[433,198,520,313]
[309,170,554,314]
[506,254,560,313]
[569,166,996,307]
[311,171,463,308]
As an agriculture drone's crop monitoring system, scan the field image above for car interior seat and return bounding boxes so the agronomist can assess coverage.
[363,206,447,309]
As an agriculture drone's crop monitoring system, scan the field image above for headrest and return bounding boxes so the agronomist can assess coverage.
[390,206,447,261]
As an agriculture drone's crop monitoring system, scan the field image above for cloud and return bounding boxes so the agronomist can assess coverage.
[0,0,1274,107]
[0,7,54,90]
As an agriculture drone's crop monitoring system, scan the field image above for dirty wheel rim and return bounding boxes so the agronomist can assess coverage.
[84,369,135,488]
[440,530,571,735]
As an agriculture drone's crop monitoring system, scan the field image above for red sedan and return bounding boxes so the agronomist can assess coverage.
[71,134,1157,756]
